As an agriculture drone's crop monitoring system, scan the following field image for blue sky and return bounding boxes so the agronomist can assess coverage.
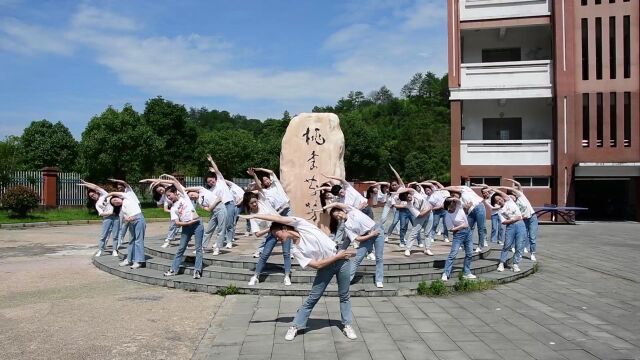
[0,0,447,138]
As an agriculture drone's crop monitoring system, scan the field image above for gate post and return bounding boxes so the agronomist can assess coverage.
[41,167,59,208]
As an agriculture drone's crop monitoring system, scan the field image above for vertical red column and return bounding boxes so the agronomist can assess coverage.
[41,167,58,209]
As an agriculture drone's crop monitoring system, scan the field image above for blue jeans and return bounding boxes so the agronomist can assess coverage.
[203,203,227,249]
[398,208,414,245]
[118,217,131,249]
[125,215,146,264]
[443,227,473,277]
[490,213,505,242]
[378,204,393,228]
[500,220,526,265]
[165,220,179,242]
[429,209,449,240]
[406,213,432,250]
[385,208,400,236]
[292,259,352,329]
[524,215,538,253]
[254,234,291,275]
[467,205,487,248]
[98,214,120,251]
[224,201,236,244]
[347,226,385,283]
[171,220,204,273]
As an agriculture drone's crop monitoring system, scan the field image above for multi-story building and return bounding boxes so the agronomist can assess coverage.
[447,0,639,220]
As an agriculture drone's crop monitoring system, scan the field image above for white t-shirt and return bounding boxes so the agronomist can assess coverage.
[170,196,196,223]
[484,197,499,215]
[343,206,377,241]
[249,192,278,234]
[121,197,142,218]
[227,181,245,205]
[385,192,398,207]
[498,198,522,223]
[460,186,483,212]
[445,202,468,230]
[196,188,217,209]
[410,192,429,218]
[95,189,113,217]
[212,172,234,203]
[289,217,337,269]
[262,174,290,211]
[341,183,367,209]
[124,185,140,204]
[428,190,445,209]
[515,193,535,218]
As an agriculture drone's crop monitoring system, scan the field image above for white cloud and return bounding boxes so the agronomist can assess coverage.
[71,4,138,31]
[402,1,447,30]
[0,17,73,56]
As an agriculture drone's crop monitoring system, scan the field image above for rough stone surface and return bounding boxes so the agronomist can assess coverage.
[280,112,345,230]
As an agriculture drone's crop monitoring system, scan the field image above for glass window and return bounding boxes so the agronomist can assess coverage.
[582,18,589,80]
[610,17,616,79]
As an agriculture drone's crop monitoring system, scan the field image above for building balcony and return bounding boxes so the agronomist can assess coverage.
[459,0,551,22]
[450,60,553,100]
[460,139,553,166]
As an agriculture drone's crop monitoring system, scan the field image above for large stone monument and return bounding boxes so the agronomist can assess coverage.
[280,113,345,231]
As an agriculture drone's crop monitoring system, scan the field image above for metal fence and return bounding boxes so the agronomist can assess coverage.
[0,171,44,205]
[57,172,84,206]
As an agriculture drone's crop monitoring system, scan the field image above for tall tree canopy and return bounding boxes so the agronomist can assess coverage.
[18,120,78,171]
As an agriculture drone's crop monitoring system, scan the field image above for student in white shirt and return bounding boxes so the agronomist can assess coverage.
[207,154,237,248]
[109,178,139,249]
[139,180,179,249]
[445,185,488,252]
[239,213,357,341]
[491,188,526,272]
[185,185,225,255]
[478,186,504,244]
[424,181,450,242]
[386,165,413,247]
[108,190,145,270]
[325,202,385,288]
[441,197,476,281]
[156,182,205,279]
[321,174,373,219]
[503,179,538,261]
[399,186,434,257]
[243,191,292,286]
[79,180,120,257]
[383,180,402,241]
[248,167,292,216]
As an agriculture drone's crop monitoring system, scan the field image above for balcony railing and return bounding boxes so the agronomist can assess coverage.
[460,139,553,166]
[450,60,553,100]
[459,0,551,22]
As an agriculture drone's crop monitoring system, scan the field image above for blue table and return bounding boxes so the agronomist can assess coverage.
[534,206,589,224]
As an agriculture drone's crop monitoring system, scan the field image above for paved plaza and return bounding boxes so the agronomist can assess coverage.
[1,221,639,359]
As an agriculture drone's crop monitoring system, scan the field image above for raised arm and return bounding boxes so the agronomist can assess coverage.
[491,187,510,199]
[108,178,130,188]
[253,167,275,176]
[78,180,104,193]
[107,191,126,198]
[322,202,349,211]
[427,180,445,189]
[239,213,295,225]
[389,164,405,188]
[505,178,522,191]
[142,178,186,197]
[321,174,348,186]
[247,168,264,190]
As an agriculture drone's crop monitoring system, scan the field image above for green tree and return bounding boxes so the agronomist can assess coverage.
[78,104,161,180]
[18,120,78,170]
[0,136,22,186]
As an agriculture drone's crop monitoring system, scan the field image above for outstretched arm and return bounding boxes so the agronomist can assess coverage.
[247,168,263,191]
[78,180,105,194]
[253,167,275,176]
[505,178,522,191]
[108,178,130,189]
[321,174,348,186]
[427,180,444,189]
[322,202,349,211]
[239,213,295,225]
[389,164,405,188]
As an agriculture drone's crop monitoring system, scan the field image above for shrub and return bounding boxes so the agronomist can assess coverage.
[217,284,239,296]
[1,185,40,217]
[417,280,450,296]
[453,272,497,293]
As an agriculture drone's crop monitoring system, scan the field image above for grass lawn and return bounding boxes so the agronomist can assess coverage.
[0,206,189,224]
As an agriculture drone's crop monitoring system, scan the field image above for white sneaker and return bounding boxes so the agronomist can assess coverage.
[376,282,383,288]
[424,249,434,256]
[112,250,118,257]
[164,270,176,277]
[444,237,450,243]
[161,241,170,248]
[399,243,405,248]
[441,273,448,281]
[283,275,292,286]
[497,241,503,245]
[474,247,481,253]
[118,260,131,267]
[524,248,529,254]
[193,271,201,279]
[483,241,488,248]
[94,250,102,257]
[252,251,261,258]
[530,254,537,261]
[463,273,477,279]
[285,326,298,341]
[513,264,521,272]
[511,247,515,253]
[192,249,197,254]
[384,236,389,243]
[248,275,259,286]
[437,231,442,236]
[343,325,357,340]
[418,243,425,248]
[130,262,142,269]
[212,247,220,256]
[225,242,233,249]
[497,263,504,272]
[404,249,411,257]
[367,253,376,261]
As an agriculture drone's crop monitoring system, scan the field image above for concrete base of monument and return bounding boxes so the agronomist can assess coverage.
[93,234,535,296]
